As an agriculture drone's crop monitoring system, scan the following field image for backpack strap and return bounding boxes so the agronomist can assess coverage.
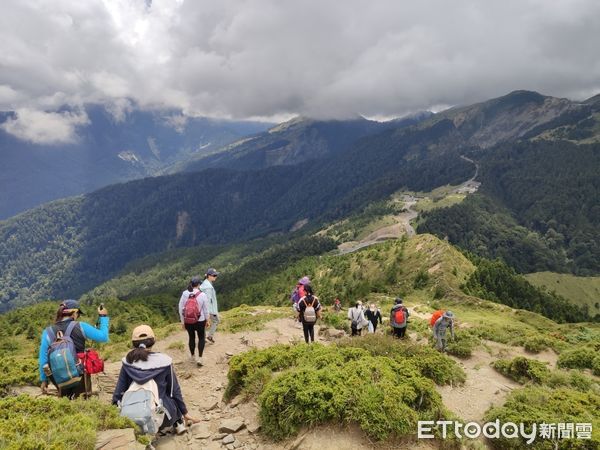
[64,320,78,339]
[45,326,56,344]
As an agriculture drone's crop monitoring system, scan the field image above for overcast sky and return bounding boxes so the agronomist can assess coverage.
[1,0,599,143]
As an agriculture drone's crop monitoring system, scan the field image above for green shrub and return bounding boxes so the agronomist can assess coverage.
[0,357,38,394]
[492,357,551,384]
[445,332,479,359]
[522,335,552,353]
[321,311,350,333]
[557,346,597,371]
[484,386,600,449]
[593,355,600,376]
[0,395,133,450]
[228,340,455,442]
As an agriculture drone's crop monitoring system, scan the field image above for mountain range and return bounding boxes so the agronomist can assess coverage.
[1,90,599,312]
[0,105,272,219]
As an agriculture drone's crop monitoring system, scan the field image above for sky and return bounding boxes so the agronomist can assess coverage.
[1,0,599,144]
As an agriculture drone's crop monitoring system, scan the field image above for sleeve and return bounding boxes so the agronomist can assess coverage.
[79,316,110,343]
[199,292,209,321]
[178,291,187,323]
[112,366,131,405]
[168,365,188,416]
[432,318,440,338]
[38,329,50,382]
[378,311,383,324]
[315,299,322,312]
[450,320,455,338]
[347,308,352,320]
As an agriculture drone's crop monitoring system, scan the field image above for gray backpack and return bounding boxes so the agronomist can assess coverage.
[119,380,165,434]
[303,298,317,323]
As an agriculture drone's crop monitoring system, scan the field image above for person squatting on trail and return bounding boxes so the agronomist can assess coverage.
[390,298,409,338]
[347,301,366,336]
[179,276,210,366]
[200,268,220,344]
[112,325,199,435]
[39,299,109,399]
[296,284,322,343]
[433,310,455,351]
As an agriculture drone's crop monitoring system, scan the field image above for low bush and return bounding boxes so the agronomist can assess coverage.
[227,340,457,442]
[484,386,600,449]
[219,305,289,334]
[321,310,350,333]
[0,395,133,450]
[0,357,38,394]
[492,357,551,384]
[557,346,597,371]
[445,332,479,359]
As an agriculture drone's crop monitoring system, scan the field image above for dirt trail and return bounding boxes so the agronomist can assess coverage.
[22,306,558,449]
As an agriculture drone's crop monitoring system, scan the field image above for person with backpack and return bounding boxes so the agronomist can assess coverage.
[390,298,409,338]
[432,310,455,352]
[112,325,200,436]
[200,268,220,343]
[365,303,383,333]
[347,301,366,336]
[296,284,322,343]
[290,276,310,314]
[179,276,210,366]
[38,299,109,399]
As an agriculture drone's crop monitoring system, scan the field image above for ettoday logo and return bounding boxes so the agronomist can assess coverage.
[418,420,593,443]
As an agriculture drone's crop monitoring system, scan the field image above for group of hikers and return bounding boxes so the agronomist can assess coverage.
[37,270,455,440]
[289,275,455,350]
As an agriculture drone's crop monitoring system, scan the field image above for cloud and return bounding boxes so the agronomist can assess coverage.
[0,108,89,144]
[0,0,599,138]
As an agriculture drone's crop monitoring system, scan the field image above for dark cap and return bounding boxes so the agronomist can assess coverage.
[191,276,201,285]
[206,268,219,276]
[394,297,403,305]
[62,299,84,315]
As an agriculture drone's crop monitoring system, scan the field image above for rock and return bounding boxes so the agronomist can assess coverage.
[199,397,220,411]
[190,423,211,440]
[223,434,235,444]
[219,418,245,433]
[225,351,234,357]
[226,445,235,450]
[95,428,145,450]
[212,433,228,441]
[229,395,243,408]
[233,442,242,448]
[247,421,261,434]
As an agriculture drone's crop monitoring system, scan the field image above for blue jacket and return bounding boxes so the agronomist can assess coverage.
[38,316,109,382]
[112,352,187,426]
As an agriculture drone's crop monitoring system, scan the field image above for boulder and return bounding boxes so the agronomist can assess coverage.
[190,423,211,440]
[95,428,144,450]
[223,434,235,444]
[218,418,245,433]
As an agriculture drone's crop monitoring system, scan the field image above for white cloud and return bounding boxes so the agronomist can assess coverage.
[0,108,89,144]
[0,0,599,138]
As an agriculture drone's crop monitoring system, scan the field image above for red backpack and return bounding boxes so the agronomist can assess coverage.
[77,349,104,374]
[183,292,200,324]
[430,310,444,327]
[394,308,405,324]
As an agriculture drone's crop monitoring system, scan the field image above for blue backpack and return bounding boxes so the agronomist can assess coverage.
[46,322,83,390]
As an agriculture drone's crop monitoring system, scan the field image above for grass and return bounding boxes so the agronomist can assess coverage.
[525,271,600,316]
[219,305,290,333]
[414,193,467,213]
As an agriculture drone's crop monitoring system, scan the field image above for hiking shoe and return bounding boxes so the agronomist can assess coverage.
[207,336,215,343]
[196,356,204,366]
[175,421,186,435]
[189,354,196,362]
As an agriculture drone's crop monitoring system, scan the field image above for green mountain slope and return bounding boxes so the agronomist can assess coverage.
[526,272,600,317]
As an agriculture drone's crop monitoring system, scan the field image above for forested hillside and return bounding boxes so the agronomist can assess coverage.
[419,140,600,275]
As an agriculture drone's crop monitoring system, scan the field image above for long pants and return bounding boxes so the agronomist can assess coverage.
[351,326,362,336]
[207,314,219,338]
[185,321,206,357]
[49,373,91,399]
[436,335,447,351]
[392,326,406,338]
[302,323,315,343]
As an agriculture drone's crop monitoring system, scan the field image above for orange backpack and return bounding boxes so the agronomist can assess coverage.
[429,310,444,327]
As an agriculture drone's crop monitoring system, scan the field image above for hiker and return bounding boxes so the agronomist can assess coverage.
[365,303,383,333]
[200,268,219,343]
[297,284,322,343]
[347,301,366,336]
[333,297,342,312]
[390,298,409,338]
[39,299,109,399]
[112,325,200,436]
[179,276,210,366]
[432,311,455,352]
[290,276,311,314]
